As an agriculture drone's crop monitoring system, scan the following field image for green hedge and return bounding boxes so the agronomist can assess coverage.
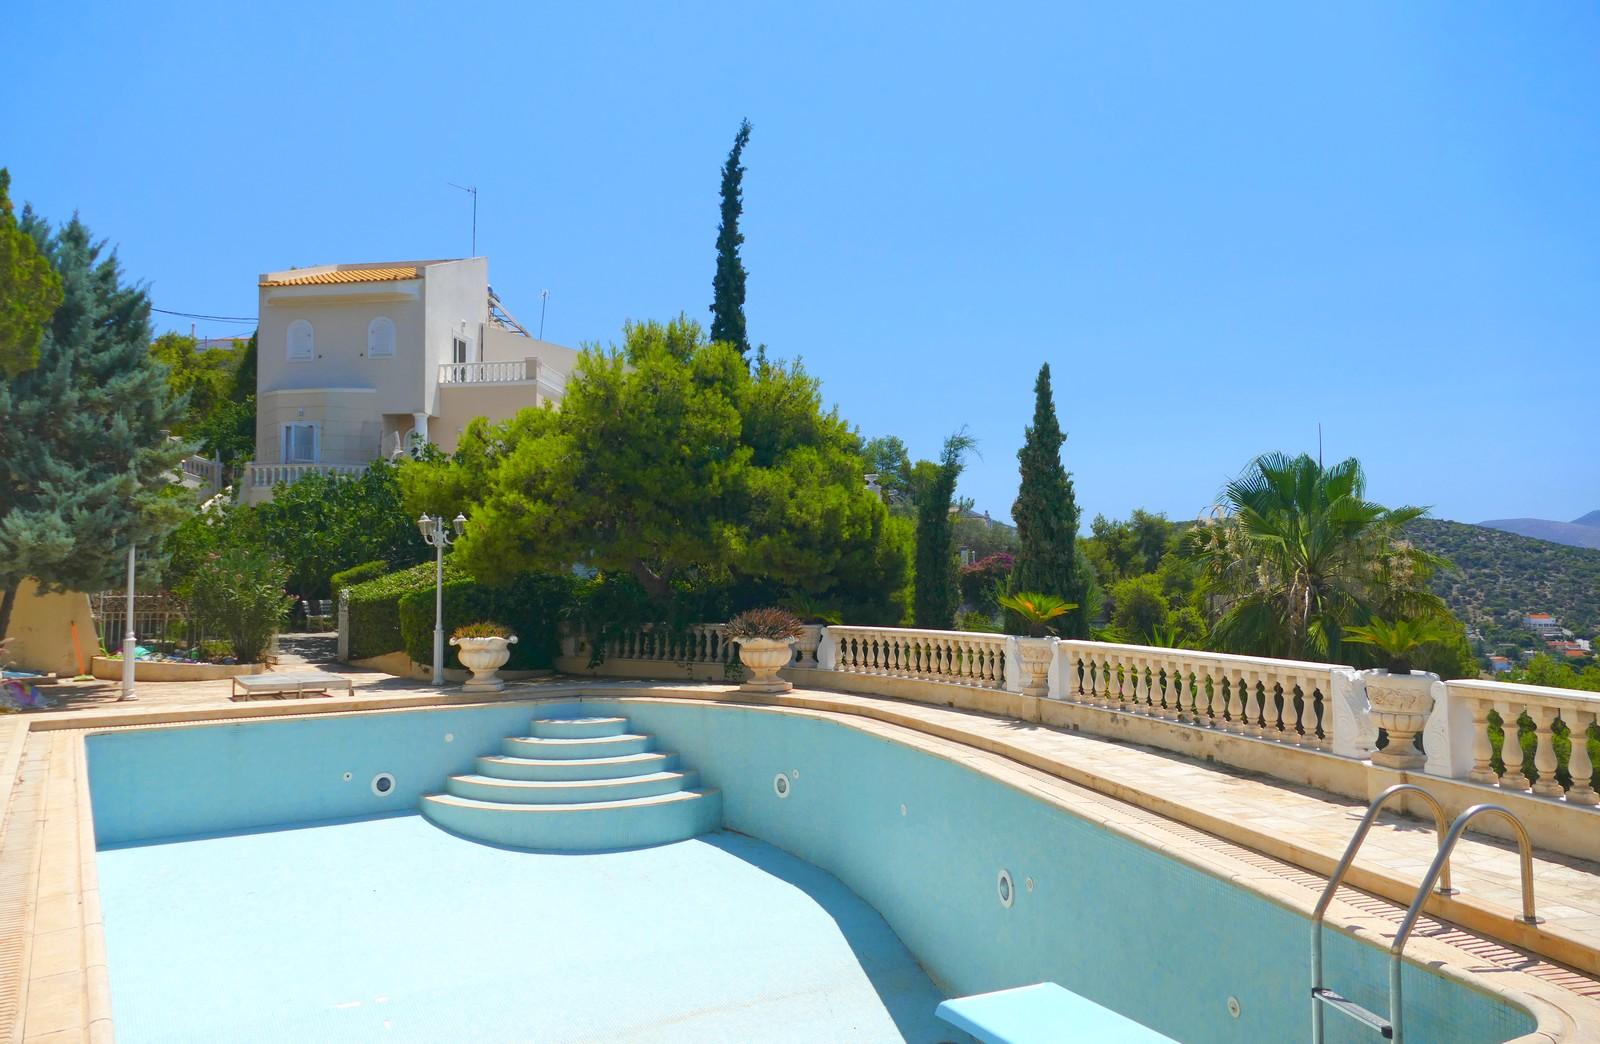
[346,560,466,661]
[331,559,390,597]
[398,573,574,671]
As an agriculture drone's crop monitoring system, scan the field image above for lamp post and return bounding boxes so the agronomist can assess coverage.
[120,542,137,701]
[417,512,467,686]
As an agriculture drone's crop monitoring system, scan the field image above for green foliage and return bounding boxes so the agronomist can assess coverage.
[0,169,63,377]
[959,553,1014,616]
[346,560,466,661]
[913,432,973,628]
[725,607,804,641]
[398,573,571,670]
[1085,510,1180,586]
[0,208,187,639]
[710,119,753,356]
[1194,453,1449,662]
[331,559,389,596]
[401,317,910,625]
[862,435,915,508]
[1503,653,1600,693]
[956,610,1002,633]
[1009,364,1089,637]
[150,332,243,438]
[1344,616,1460,674]
[179,547,293,662]
[451,620,515,640]
[952,514,1020,560]
[996,591,1077,638]
[1109,573,1170,644]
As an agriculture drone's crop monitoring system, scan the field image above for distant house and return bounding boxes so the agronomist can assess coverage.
[1488,655,1513,673]
[248,257,575,504]
[1522,613,1562,636]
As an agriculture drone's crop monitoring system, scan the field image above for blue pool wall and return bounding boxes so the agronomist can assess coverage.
[86,698,1536,1044]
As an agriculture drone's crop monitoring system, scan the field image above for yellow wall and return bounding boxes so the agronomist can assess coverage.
[4,579,96,676]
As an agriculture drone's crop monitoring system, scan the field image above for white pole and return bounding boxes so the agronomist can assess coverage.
[432,522,445,686]
[120,543,137,701]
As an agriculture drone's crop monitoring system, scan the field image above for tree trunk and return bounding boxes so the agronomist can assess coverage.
[629,559,673,605]
[0,583,17,646]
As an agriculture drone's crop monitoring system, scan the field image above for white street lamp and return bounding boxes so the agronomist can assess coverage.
[120,542,137,701]
[417,512,467,686]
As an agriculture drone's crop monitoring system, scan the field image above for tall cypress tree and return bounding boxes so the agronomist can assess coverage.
[1009,363,1088,636]
[710,118,752,356]
[0,212,188,639]
[913,432,974,628]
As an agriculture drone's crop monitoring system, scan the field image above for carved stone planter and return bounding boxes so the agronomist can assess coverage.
[1365,669,1437,770]
[451,635,518,692]
[1014,636,1054,697]
[737,637,795,693]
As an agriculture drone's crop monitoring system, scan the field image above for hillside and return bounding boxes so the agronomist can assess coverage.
[1405,518,1600,638]
[1476,514,1600,550]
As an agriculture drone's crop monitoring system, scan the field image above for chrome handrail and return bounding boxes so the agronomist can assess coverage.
[1310,783,1455,1044]
[1386,803,1541,1044]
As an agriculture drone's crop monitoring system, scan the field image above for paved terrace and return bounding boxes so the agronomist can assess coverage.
[4,648,1600,1041]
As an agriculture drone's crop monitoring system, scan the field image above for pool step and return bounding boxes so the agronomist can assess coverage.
[503,733,654,760]
[421,715,722,851]
[445,770,700,805]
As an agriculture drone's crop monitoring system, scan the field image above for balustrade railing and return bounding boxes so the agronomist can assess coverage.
[594,623,736,667]
[1449,679,1599,805]
[824,625,1010,690]
[1056,640,1340,751]
[247,462,368,489]
[438,359,538,385]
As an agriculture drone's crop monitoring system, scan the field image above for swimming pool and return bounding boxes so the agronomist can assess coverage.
[87,697,1539,1042]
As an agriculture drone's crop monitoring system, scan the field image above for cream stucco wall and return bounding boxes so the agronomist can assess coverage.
[434,383,548,453]
[480,326,580,376]
[3,579,96,676]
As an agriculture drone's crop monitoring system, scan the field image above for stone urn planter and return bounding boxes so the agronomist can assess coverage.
[1364,669,1437,770]
[451,635,518,693]
[1014,636,1055,698]
[736,637,795,694]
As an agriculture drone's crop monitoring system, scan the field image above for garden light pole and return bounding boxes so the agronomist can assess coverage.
[120,543,136,701]
[417,512,467,686]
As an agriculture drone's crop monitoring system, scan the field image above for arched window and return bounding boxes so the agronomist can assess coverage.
[286,319,314,361]
[367,316,395,358]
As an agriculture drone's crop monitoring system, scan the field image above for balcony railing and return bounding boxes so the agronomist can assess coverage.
[247,462,368,489]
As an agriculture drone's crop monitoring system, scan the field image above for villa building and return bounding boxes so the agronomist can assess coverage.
[248,257,574,503]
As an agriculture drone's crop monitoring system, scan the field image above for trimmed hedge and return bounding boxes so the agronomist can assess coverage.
[398,573,574,671]
[331,559,390,597]
[346,560,467,661]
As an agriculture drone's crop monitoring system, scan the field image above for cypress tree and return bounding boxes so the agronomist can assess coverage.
[913,432,974,628]
[1008,363,1088,637]
[0,212,188,639]
[710,118,752,356]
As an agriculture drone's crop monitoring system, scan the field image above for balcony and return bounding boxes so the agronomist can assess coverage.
[438,358,565,396]
[246,461,368,490]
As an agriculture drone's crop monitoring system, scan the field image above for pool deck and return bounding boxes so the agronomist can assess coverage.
[4,660,1600,1041]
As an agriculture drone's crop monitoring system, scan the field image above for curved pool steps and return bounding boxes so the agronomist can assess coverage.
[421,715,722,850]
[420,789,723,851]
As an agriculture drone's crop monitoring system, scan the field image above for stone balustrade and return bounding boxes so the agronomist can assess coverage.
[820,625,1011,690]
[438,359,539,385]
[246,462,368,489]
[1436,679,1599,806]
[589,623,736,668]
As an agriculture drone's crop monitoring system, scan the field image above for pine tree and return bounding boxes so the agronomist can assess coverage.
[913,432,974,628]
[0,169,63,377]
[1008,363,1088,637]
[710,119,752,356]
[0,213,188,639]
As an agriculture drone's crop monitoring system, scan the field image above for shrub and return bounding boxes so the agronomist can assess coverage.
[452,621,515,640]
[181,548,293,663]
[398,573,573,671]
[331,559,389,596]
[346,560,467,661]
[957,610,1001,633]
[959,553,1014,614]
[726,607,805,641]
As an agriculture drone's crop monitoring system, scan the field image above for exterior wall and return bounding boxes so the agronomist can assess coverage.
[421,259,491,416]
[434,383,545,453]
[256,388,382,466]
[3,578,96,676]
[480,326,579,375]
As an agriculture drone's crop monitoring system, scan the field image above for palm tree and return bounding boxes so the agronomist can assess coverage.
[1192,453,1449,662]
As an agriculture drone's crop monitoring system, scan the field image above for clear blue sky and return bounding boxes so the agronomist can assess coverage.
[5,2,1597,527]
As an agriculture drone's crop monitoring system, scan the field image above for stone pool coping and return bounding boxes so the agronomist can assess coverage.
[3,678,1598,1042]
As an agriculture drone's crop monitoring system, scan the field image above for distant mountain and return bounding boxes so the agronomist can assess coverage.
[1405,518,1600,638]
[1475,511,1600,551]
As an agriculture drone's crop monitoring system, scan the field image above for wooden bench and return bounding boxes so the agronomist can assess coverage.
[935,983,1177,1043]
[230,671,354,702]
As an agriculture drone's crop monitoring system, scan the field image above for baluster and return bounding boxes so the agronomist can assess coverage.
[1228,672,1248,734]
[1493,700,1522,789]
[1531,704,1564,798]
[1567,710,1598,806]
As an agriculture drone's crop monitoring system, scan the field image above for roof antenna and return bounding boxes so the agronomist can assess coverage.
[447,182,477,255]
[538,290,549,340]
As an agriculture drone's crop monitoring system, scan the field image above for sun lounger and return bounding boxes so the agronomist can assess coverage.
[230,671,354,701]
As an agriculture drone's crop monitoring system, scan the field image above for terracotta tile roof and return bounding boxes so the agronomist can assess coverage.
[260,265,421,287]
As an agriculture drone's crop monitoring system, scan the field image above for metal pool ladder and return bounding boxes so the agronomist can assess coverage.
[1309,784,1542,1043]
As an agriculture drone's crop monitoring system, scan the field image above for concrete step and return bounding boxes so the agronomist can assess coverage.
[476,751,680,781]
[502,734,653,760]
[420,788,723,851]
[444,770,700,805]
[529,716,630,739]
